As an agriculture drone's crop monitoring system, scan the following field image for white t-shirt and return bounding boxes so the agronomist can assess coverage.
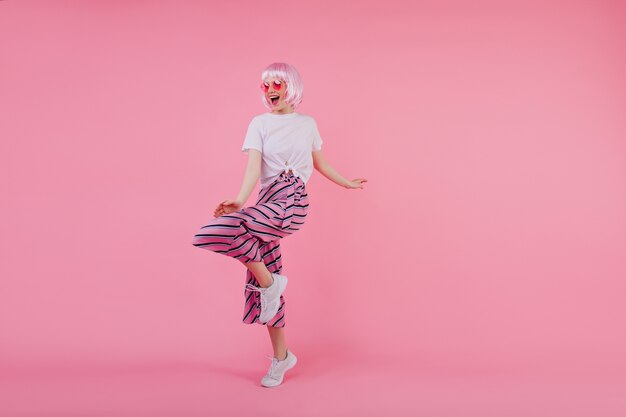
[241,112,324,189]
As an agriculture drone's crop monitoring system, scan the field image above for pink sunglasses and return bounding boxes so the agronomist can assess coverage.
[260,79,285,93]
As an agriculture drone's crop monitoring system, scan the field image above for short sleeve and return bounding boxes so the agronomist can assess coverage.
[241,117,263,153]
[312,119,323,151]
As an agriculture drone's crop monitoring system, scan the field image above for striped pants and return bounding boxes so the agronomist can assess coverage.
[191,171,309,327]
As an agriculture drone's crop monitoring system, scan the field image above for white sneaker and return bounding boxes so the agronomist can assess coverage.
[245,273,288,323]
[261,349,298,387]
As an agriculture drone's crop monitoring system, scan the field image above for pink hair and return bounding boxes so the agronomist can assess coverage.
[260,62,304,110]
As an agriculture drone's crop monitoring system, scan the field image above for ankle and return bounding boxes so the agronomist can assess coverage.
[276,349,288,361]
[259,274,274,288]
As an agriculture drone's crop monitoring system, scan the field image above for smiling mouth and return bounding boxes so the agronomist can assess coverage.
[270,96,279,105]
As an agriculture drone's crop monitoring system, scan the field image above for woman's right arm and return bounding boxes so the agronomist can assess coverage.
[235,149,262,205]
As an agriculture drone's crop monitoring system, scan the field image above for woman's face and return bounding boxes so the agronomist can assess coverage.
[262,77,294,113]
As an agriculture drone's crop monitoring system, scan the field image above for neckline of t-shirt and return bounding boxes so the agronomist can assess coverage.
[264,112,299,118]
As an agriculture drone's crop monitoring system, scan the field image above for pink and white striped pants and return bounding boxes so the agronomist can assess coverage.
[191,171,309,327]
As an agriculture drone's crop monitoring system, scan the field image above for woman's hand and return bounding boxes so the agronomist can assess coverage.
[214,199,243,217]
[345,178,367,189]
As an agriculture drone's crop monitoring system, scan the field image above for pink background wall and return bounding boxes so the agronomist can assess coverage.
[1,0,625,415]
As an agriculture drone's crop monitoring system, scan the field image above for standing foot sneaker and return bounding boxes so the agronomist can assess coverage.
[245,273,288,323]
[261,349,298,387]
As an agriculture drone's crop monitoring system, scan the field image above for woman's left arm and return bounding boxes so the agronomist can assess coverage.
[312,150,367,189]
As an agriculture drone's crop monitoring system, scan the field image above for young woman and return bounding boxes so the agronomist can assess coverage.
[192,62,367,387]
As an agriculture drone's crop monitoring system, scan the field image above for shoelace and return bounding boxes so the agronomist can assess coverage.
[245,283,269,313]
[264,355,282,379]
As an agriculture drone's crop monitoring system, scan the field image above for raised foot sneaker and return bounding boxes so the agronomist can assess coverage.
[261,349,298,387]
[245,272,288,323]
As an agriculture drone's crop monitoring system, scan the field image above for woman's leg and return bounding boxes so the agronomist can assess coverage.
[267,326,288,360]
[244,261,273,288]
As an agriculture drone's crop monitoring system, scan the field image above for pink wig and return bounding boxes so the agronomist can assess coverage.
[260,62,304,110]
